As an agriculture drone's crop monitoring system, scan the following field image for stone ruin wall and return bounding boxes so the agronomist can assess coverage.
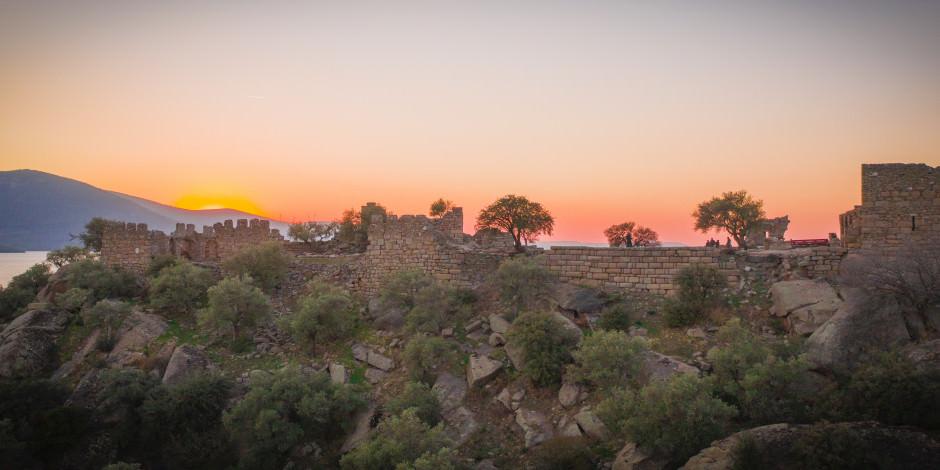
[359,208,516,296]
[101,218,284,274]
[841,163,940,256]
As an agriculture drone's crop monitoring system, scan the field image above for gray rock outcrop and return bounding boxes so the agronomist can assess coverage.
[0,308,69,378]
[162,344,215,385]
[770,280,842,336]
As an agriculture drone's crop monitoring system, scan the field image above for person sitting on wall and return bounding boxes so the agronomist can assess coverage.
[725,238,732,249]
[626,232,633,247]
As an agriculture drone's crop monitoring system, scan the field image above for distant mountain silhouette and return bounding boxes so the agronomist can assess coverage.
[0,170,288,250]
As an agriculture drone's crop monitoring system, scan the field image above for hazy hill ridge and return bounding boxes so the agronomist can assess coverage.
[0,169,287,250]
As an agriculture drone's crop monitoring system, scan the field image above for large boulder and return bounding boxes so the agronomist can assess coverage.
[366,350,395,371]
[367,297,407,330]
[552,284,606,315]
[903,339,940,374]
[432,372,468,413]
[514,408,554,448]
[681,422,940,470]
[467,354,503,387]
[806,288,911,373]
[0,308,69,378]
[770,280,842,336]
[488,314,511,335]
[551,311,583,343]
[613,442,667,470]
[108,311,168,367]
[341,404,378,453]
[574,409,609,440]
[162,344,215,386]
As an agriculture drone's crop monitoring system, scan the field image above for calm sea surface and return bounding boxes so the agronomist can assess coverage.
[0,252,49,288]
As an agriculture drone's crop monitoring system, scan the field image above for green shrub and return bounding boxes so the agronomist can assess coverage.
[406,284,471,334]
[199,276,271,342]
[221,242,291,292]
[139,374,233,468]
[0,378,90,468]
[378,269,435,311]
[527,436,595,470]
[45,245,90,268]
[146,254,181,277]
[598,375,737,463]
[224,367,368,470]
[52,287,90,313]
[492,257,554,318]
[0,263,51,321]
[835,353,940,430]
[95,369,162,450]
[402,336,460,385]
[385,381,442,426]
[149,262,214,315]
[663,264,727,327]
[340,409,455,470]
[706,319,771,405]
[597,302,636,332]
[62,260,140,302]
[78,217,121,252]
[568,330,647,390]
[740,356,822,424]
[82,299,132,350]
[284,281,358,352]
[507,311,579,387]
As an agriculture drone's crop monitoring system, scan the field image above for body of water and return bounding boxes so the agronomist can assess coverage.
[0,252,49,288]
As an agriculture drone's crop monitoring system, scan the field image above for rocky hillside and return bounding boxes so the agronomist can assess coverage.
[0,246,938,469]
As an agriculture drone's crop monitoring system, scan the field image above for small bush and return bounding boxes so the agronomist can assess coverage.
[385,381,442,426]
[568,330,647,390]
[149,262,214,315]
[405,284,471,334]
[146,254,181,277]
[740,356,822,424]
[527,436,595,470]
[340,409,455,470]
[224,367,368,469]
[492,257,554,318]
[598,375,737,463]
[62,260,140,302]
[378,269,435,311]
[53,287,90,313]
[402,336,459,385]
[834,353,940,430]
[707,319,771,406]
[82,299,132,348]
[597,302,636,332]
[0,378,90,468]
[221,242,291,292]
[284,281,358,352]
[663,264,727,327]
[507,311,579,387]
[199,276,271,342]
[0,264,51,321]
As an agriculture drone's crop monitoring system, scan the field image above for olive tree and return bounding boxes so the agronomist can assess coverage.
[199,276,271,341]
[476,194,554,251]
[693,190,764,248]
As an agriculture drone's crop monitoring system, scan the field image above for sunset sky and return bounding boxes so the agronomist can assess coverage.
[2,1,939,244]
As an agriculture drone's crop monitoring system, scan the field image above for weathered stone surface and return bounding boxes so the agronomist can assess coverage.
[641,351,699,384]
[505,342,524,370]
[771,280,842,335]
[364,368,386,384]
[367,297,407,330]
[366,351,395,371]
[495,387,513,411]
[0,308,68,378]
[488,332,505,346]
[108,311,168,367]
[488,314,511,335]
[444,405,479,446]
[686,327,707,339]
[903,339,940,374]
[574,410,609,440]
[329,363,347,384]
[162,344,214,386]
[806,288,911,373]
[681,422,940,470]
[341,404,377,453]
[560,421,583,438]
[558,382,581,408]
[551,311,583,343]
[351,343,370,362]
[467,354,502,387]
[433,372,467,413]
[552,283,606,314]
[613,441,666,470]
[514,408,554,448]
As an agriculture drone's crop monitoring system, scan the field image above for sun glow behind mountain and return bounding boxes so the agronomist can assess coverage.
[174,194,268,217]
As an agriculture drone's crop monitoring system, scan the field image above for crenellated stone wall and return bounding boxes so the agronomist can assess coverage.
[840,163,940,256]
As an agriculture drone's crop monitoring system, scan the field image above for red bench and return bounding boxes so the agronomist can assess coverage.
[790,239,830,247]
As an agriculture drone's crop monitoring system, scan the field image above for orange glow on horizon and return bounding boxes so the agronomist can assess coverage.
[174,194,268,217]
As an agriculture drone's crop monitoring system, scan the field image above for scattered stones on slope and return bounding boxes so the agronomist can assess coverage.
[514,408,554,448]
[641,350,700,384]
